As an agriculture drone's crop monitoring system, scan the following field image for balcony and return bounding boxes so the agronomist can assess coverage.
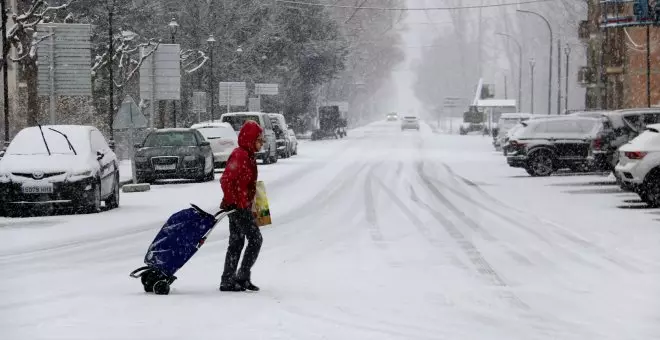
[578,20,590,40]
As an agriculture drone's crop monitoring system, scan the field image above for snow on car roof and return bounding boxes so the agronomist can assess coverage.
[221,112,266,117]
[152,128,195,133]
[190,122,233,129]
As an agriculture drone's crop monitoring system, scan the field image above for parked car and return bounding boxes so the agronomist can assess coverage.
[133,128,214,183]
[0,125,120,215]
[616,124,660,206]
[506,117,605,176]
[401,116,420,131]
[501,115,556,155]
[268,113,292,159]
[386,112,398,121]
[493,113,532,151]
[572,108,660,172]
[190,122,237,168]
[288,128,299,155]
[220,112,278,164]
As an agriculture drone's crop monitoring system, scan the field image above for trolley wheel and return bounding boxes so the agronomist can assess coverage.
[153,280,170,295]
[141,271,155,293]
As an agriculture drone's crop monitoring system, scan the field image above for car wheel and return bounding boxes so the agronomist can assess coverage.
[83,181,102,214]
[642,173,660,207]
[526,152,555,177]
[270,152,278,164]
[105,174,120,210]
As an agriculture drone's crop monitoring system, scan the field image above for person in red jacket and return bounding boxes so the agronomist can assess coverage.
[219,120,264,292]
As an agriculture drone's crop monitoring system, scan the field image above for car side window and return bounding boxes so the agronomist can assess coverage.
[545,120,581,134]
[263,117,272,130]
[91,130,109,152]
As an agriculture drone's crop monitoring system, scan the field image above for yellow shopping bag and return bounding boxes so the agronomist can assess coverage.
[254,181,272,227]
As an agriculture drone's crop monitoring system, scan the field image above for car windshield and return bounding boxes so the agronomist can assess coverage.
[498,118,523,131]
[143,131,197,147]
[195,127,236,141]
[6,126,90,156]
[222,115,260,131]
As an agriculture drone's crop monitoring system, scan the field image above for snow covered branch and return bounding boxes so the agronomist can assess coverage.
[181,49,209,74]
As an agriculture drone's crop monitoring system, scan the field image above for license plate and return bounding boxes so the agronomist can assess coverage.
[155,164,176,171]
[22,183,54,194]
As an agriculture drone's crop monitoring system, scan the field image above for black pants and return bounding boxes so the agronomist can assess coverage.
[222,209,263,283]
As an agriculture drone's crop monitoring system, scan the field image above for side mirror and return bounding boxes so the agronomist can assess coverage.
[200,141,211,147]
[134,143,142,149]
[96,151,104,161]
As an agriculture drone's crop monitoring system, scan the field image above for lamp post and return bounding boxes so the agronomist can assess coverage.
[168,18,179,127]
[517,9,553,115]
[530,58,536,114]
[1,0,8,143]
[565,44,571,113]
[207,34,216,122]
[496,32,522,113]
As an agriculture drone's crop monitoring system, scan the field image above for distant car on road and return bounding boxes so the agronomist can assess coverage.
[134,128,214,183]
[220,112,278,164]
[386,113,398,121]
[288,128,299,155]
[401,116,420,131]
[190,122,237,168]
[616,124,660,206]
[506,117,605,176]
[0,125,120,215]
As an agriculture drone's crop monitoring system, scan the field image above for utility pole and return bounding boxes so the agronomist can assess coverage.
[565,44,571,113]
[530,59,536,114]
[517,10,553,115]
[207,34,216,121]
[557,38,562,114]
[504,75,508,99]
[2,0,9,143]
[168,18,179,127]
[108,2,114,139]
[647,26,651,108]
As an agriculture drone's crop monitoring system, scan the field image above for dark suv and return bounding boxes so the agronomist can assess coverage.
[572,108,660,172]
[506,117,605,176]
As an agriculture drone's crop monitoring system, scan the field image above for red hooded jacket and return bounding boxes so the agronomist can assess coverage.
[220,120,263,210]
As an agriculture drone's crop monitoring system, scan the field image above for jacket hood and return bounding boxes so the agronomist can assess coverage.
[238,120,263,153]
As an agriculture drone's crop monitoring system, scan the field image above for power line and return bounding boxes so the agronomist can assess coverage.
[274,0,554,11]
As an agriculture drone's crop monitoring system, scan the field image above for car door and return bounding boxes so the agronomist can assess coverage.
[91,129,116,197]
[544,120,590,160]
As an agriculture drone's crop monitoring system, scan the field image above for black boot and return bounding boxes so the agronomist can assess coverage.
[237,279,259,291]
[219,281,246,292]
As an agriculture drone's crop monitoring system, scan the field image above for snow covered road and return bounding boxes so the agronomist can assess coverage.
[1,121,659,340]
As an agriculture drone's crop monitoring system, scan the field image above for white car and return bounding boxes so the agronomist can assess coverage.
[616,123,660,206]
[0,125,120,216]
[401,116,420,131]
[191,122,237,168]
[287,129,298,155]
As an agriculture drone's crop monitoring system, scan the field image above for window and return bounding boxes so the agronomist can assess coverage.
[143,131,197,147]
[222,115,261,131]
[263,116,273,130]
[195,126,236,141]
[543,120,582,134]
[90,130,108,152]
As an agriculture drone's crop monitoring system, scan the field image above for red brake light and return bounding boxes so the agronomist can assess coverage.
[625,151,647,160]
[511,140,526,147]
[592,138,603,150]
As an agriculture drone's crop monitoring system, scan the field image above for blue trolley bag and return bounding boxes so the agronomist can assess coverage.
[129,204,234,295]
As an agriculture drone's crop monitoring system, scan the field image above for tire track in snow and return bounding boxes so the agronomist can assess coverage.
[413,163,530,311]
[437,162,641,273]
[363,165,384,244]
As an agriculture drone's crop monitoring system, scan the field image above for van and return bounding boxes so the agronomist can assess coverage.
[220,112,278,164]
[267,113,293,158]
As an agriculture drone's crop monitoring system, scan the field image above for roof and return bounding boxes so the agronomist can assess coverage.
[152,128,195,133]
[190,122,232,129]
[477,99,517,108]
[221,112,266,117]
[616,107,660,114]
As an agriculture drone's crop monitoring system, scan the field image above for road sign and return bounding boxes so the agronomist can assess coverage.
[218,82,246,108]
[113,95,146,184]
[255,83,279,96]
[192,92,207,113]
[113,95,148,130]
[37,24,93,97]
[248,97,261,112]
[36,24,93,125]
[139,44,181,101]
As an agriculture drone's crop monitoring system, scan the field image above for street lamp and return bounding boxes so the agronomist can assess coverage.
[1,0,8,143]
[168,17,179,44]
[207,34,216,122]
[517,9,553,115]
[564,44,571,114]
[530,58,536,114]
[496,32,522,113]
[168,18,179,127]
